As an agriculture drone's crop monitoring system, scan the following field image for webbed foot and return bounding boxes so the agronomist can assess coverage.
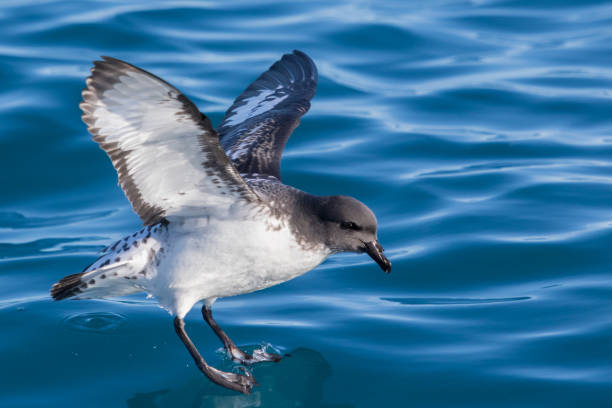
[207,366,258,394]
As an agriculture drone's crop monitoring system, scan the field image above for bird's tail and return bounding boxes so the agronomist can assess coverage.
[50,271,87,300]
[51,224,166,301]
[50,261,138,300]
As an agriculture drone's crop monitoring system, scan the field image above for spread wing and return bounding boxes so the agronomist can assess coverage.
[80,57,258,226]
[217,50,317,180]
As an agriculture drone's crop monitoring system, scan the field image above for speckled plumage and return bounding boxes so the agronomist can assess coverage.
[52,51,329,315]
[51,51,390,394]
[51,223,168,300]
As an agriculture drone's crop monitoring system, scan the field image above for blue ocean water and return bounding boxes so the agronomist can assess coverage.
[1,0,612,406]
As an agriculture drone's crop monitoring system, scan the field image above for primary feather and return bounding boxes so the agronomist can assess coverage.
[218,50,317,180]
[80,56,257,225]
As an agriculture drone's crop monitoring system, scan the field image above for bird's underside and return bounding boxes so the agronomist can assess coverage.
[51,50,391,394]
[51,50,321,394]
[51,211,328,394]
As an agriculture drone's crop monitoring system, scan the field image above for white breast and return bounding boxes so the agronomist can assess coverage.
[149,214,330,318]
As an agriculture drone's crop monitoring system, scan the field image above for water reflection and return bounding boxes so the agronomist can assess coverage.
[126,348,353,408]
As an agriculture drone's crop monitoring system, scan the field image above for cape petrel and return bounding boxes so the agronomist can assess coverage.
[51,50,391,394]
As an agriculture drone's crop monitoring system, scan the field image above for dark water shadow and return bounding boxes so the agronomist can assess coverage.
[126,348,353,408]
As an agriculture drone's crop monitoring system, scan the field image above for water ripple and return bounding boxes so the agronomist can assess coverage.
[61,312,127,334]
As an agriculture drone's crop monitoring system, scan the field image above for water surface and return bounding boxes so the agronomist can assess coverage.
[1,0,612,406]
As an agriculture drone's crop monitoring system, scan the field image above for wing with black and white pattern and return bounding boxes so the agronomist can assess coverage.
[217,50,317,180]
[81,57,258,225]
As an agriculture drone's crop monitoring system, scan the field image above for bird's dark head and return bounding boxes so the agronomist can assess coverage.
[318,195,391,273]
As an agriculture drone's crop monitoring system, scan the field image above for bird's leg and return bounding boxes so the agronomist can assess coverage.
[202,304,282,365]
[173,317,257,394]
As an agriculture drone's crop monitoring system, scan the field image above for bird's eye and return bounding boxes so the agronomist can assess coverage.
[340,221,360,230]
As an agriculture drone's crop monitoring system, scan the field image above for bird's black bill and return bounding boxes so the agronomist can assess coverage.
[364,241,391,273]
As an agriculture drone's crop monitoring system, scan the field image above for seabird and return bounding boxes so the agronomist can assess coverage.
[50,50,391,394]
